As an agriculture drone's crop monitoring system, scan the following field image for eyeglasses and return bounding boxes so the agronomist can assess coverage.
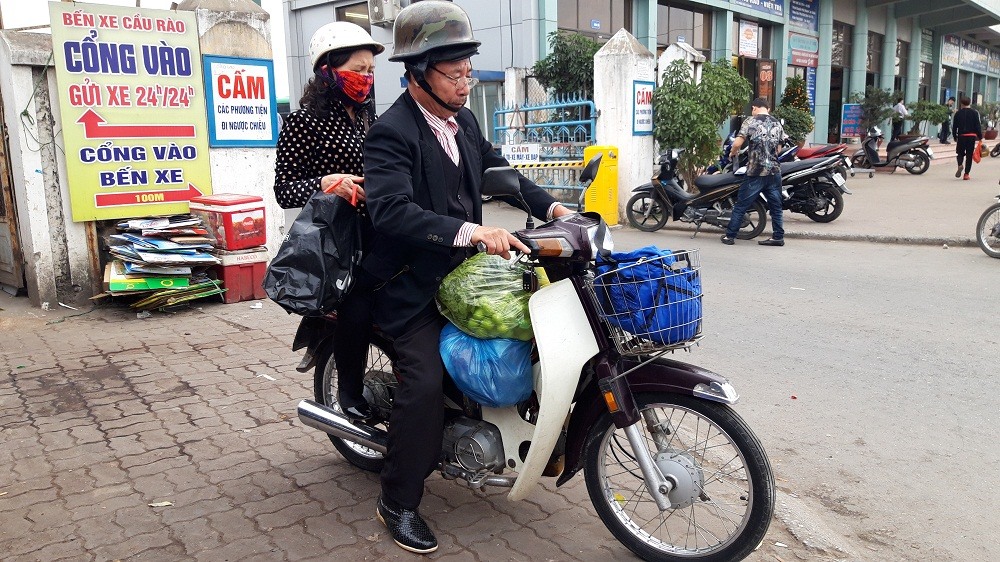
[429,66,479,89]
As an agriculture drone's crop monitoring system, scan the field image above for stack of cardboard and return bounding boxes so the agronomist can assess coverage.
[103,215,227,310]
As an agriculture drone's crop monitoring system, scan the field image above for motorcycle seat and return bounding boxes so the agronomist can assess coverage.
[780,159,823,174]
[693,172,740,192]
[797,144,839,158]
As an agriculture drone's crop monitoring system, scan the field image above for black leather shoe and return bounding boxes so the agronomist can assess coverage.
[757,238,785,246]
[342,402,374,422]
[720,235,735,245]
[377,496,438,554]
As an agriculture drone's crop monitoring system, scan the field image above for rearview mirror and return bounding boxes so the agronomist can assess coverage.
[579,153,603,184]
[481,166,521,198]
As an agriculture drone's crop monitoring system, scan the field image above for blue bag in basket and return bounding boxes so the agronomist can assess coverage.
[594,246,702,345]
[439,322,533,408]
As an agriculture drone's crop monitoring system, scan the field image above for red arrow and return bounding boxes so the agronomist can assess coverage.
[95,183,204,208]
[77,109,196,139]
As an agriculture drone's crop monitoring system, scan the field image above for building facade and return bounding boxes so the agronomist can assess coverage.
[284,0,1000,144]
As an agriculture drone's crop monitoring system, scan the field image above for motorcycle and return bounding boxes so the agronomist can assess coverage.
[774,155,852,223]
[626,148,769,237]
[293,161,776,562]
[707,127,798,174]
[709,120,853,181]
[850,125,933,174]
[976,189,1000,258]
[796,142,854,179]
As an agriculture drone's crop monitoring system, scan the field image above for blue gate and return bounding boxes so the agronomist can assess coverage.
[493,95,595,206]
[493,94,596,161]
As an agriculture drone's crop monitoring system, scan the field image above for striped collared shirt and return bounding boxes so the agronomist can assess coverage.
[415,100,461,165]
[414,99,477,246]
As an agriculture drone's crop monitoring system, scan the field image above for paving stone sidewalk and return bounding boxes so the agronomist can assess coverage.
[0,296,844,562]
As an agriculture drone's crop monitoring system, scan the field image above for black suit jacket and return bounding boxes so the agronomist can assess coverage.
[362,91,558,336]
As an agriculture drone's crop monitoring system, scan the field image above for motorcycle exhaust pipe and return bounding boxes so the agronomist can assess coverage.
[297,399,388,454]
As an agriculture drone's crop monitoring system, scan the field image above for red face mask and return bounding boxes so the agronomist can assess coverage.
[324,67,374,103]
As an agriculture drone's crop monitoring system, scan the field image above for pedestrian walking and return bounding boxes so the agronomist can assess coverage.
[891,97,909,141]
[721,97,785,246]
[939,96,955,144]
[952,96,982,181]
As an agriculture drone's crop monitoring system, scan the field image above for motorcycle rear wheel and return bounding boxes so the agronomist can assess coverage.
[583,393,774,562]
[627,192,670,232]
[905,152,930,175]
[976,203,1000,258]
[731,199,767,239]
[805,184,844,223]
[314,336,397,472]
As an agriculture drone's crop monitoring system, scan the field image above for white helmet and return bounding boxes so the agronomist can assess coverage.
[309,22,385,70]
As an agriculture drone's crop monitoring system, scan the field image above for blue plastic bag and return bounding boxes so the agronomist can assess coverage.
[594,246,702,345]
[439,322,533,408]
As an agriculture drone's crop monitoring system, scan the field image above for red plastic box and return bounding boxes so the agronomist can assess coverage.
[212,247,268,304]
[189,193,266,250]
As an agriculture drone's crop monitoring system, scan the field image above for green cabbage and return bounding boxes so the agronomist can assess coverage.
[436,253,534,340]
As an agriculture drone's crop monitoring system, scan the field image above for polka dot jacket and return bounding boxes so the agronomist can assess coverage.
[273,102,369,209]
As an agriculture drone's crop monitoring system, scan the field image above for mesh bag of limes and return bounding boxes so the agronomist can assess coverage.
[436,253,546,341]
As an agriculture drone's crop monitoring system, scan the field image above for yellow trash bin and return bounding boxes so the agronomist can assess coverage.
[583,145,618,224]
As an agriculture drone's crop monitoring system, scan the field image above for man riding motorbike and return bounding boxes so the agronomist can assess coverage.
[361,1,571,554]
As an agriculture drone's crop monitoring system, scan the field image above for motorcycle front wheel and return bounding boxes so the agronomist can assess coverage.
[851,153,869,168]
[976,203,1000,258]
[627,192,670,232]
[805,184,845,223]
[314,336,397,472]
[583,393,774,562]
[905,151,930,175]
[991,144,1000,158]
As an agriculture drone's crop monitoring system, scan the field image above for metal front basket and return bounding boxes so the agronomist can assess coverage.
[586,249,703,357]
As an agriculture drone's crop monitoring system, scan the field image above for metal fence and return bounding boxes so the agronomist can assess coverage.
[513,161,587,209]
[493,94,596,161]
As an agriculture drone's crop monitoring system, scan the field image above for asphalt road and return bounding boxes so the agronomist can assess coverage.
[482,200,999,560]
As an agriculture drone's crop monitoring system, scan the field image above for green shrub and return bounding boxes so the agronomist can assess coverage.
[772,105,814,144]
[652,59,752,180]
[532,32,602,98]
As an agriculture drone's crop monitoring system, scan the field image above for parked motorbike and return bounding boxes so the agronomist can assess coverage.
[775,155,852,223]
[293,162,776,562]
[707,127,798,174]
[851,126,933,174]
[796,142,854,178]
[626,149,768,237]
[976,189,1000,258]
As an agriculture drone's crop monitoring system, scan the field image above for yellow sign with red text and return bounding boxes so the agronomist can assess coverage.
[49,2,213,222]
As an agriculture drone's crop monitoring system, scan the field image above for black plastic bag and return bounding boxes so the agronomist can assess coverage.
[263,192,361,316]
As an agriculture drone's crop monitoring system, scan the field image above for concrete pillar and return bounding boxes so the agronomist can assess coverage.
[594,30,655,223]
[906,22,921,103]
[772,24,787,103]
[634,0,658,53]
[714,11,734,62]
[538,0,557,58]
[851,0,869,96]
[881,5,897,92]
[178,0,284,253]
[814,0,834,145]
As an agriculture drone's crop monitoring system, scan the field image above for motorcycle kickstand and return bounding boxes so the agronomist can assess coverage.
[690,221,704,239]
